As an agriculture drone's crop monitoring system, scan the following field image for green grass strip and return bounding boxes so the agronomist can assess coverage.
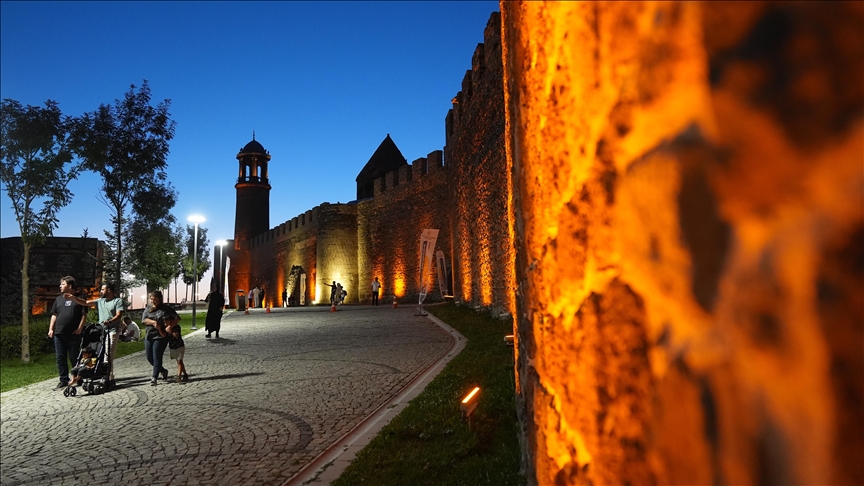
[0,313,207,393]
[331,303,523,486]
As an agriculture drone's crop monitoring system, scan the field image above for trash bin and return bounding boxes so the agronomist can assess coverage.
[235,289,246,311]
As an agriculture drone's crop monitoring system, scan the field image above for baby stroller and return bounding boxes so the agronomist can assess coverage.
[63,323,115,397]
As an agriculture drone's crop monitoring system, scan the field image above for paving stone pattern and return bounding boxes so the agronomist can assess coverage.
[0,306,453,486]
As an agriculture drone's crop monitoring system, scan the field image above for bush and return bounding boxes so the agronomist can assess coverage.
[0,315,55,360]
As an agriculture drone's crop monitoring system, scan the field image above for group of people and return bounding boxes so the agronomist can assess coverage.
[323,281,347,306]
[50,277,209,390]
[249,285,265,308]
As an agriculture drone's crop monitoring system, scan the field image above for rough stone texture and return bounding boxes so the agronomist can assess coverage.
[502,1,863,485]
[446,12,515,315]
[357,152,451,305]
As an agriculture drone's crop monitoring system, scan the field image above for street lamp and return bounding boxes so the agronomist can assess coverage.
[215,240,228,303]
[188,214,206,330]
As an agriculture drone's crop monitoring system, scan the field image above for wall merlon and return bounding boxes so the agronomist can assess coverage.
[385,171,396,191]
[472,43,485,75]
[461,70,473,100]
[427,150,443,172]
[412,157,428,178]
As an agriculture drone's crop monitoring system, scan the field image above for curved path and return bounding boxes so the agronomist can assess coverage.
[0,305,457,486]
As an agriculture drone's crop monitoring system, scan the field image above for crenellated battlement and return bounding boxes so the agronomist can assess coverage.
[372,150,445,197]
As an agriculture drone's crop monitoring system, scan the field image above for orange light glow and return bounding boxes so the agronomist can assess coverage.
[461,386,481,404]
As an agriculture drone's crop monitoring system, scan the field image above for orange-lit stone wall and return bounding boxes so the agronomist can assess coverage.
[357,152,451,304]
[316,203,359,303]
[446,12,516,314]
[502,1,863,485]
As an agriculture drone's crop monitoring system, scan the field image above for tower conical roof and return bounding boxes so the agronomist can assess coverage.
[355,134,407,183]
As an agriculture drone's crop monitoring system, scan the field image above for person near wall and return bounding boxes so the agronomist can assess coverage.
[205,288,225,339]
[48,276,87,389]
[323,281,338,305]
[66,282,124,382]
[250,285,260,309]
[259,285,266,308]
[371,277,381,306]
[141,290,180,386]
[282,288,288,307]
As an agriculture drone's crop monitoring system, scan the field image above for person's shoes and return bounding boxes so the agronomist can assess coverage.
[206,333,211,338]
[160,369,168,381]
[215,333,219,339]
[150,378,157,386]
[55,381,68,389]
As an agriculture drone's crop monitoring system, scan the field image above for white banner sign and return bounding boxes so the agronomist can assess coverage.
[418,229,439,304]
[436,250,449,298]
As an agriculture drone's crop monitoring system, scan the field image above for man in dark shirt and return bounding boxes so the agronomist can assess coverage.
[48,276,87,389]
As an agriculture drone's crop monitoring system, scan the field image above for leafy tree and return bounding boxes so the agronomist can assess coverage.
[71,80,175,295]
[0,99,79,362]
[127,181,183,293]
[181,224,211,299]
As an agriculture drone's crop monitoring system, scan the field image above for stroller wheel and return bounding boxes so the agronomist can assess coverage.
[70,387,77,397]
[63,387,70,397]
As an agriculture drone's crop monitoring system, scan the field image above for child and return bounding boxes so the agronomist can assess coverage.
[167,323,189,383]
[68,348,98,387]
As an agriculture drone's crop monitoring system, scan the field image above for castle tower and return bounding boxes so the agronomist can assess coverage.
[234,133,271,248]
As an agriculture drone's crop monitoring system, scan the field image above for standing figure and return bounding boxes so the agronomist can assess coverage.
[323,281,338,305]
[66,282,124,382]
[282,288,288,307]
[251,286,260,309]
[141,290,180,386]
[335,283,343,306]
[259,285,266,308]
[205,289,225,338]
[371,277,381,306]
[167,323,189,383]
[49,276,87,389]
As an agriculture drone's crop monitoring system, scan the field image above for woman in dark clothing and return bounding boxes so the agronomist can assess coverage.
[141,290,180,386]
[205,290,225,338]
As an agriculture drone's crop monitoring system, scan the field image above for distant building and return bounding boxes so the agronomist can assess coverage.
[0,236,103,318]
[219,14,508,311]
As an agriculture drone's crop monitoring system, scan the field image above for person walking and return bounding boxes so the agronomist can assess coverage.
[371,277,381,306]
[205,288,225,338]
[167,323,189,383]
[48,276,87,389]
[65,282,124,382]
[141,290,180,386]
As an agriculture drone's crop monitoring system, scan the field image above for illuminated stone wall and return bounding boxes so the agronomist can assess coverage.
[446,12,516,314]
[316,203,359,303]
[502,1,863,485]
[356,151,450,304]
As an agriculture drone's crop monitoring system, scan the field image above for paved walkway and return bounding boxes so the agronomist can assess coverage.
[0,305,459,486]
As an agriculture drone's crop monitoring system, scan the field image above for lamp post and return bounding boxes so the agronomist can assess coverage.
[215,240,227,304]
[188,215,206,330]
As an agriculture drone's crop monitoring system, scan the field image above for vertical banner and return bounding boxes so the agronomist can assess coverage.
[418,229,439,305]
[300,274,306,306]
[436,250,449,298]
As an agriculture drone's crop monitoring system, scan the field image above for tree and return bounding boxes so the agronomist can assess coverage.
[127,181,183,293]
[181,224,211,298]
[72,81,175,294]
[0,99,79,363]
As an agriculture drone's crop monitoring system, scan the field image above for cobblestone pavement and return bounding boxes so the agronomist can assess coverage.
[0,305,454,486]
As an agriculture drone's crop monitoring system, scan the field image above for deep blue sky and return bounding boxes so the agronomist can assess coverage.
[1,1,499,300]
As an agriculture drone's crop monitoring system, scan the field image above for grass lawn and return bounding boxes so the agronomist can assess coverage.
[0,313,207,393]
[331,303,523,486]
